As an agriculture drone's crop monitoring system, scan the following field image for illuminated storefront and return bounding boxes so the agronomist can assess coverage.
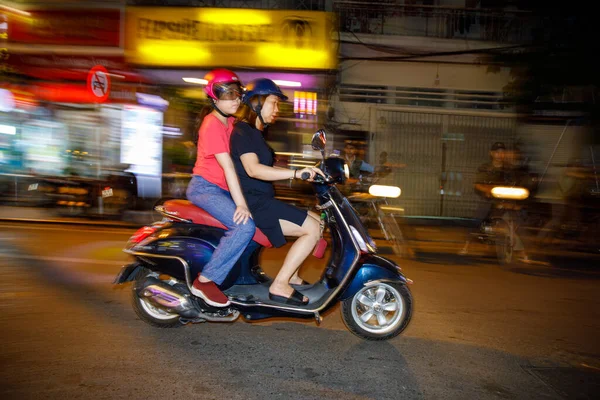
[124,6,339,155]
[125,8,337,70]
[0,4,167,205]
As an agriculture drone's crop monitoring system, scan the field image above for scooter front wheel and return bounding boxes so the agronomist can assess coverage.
[341,282,412,341]
[494,219,514,266]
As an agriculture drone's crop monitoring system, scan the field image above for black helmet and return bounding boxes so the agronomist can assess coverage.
[242,78,287,128]
[490,142,506,151]
[243,78,288,104]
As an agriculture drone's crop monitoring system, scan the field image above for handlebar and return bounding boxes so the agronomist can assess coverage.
[301,171,332,184]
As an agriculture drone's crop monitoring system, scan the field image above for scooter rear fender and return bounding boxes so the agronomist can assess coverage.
[124,223,224,284]
[113,262,144,284]
[340,254,409,300]
[124,223,265,290]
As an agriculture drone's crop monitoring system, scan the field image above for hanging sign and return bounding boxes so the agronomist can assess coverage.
[124,7,337,69]
[87,65,110,102]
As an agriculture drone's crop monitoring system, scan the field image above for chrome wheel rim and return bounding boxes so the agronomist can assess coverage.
[351,283,404,335]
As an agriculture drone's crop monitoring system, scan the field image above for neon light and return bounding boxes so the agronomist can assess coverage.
[293,92,299,113]
[182,77,208,85]
[273,80,301,87]
[369,185,401,198]
[491,187,529,200]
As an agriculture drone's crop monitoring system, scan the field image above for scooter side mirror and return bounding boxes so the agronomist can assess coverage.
[311,129,327,168]
[311,129,327,152]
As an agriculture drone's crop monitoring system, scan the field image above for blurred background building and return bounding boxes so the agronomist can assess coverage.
[1,0,598,221]
[329,0,597,218]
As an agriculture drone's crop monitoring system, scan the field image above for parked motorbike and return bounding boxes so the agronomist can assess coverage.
[113,130,413,341]
[22,172,137,218]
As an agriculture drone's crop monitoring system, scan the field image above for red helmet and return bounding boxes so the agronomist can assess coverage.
[204,69,242,100]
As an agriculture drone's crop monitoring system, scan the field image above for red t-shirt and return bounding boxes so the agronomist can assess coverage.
[192,114,235,191]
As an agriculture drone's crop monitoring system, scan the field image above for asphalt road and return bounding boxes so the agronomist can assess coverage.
[0,221,599,400]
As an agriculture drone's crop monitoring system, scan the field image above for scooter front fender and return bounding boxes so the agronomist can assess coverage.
[340,254,409,300]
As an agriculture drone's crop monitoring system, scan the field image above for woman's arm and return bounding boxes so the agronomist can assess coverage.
[240,153,323,181]
[240,153,295,181]
[215,153,252,224]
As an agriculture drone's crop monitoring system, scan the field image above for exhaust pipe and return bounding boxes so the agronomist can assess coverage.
[136,277,202,319]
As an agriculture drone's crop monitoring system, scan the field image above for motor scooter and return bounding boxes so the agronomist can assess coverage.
[473,186,530,265]
[113,130,413,340]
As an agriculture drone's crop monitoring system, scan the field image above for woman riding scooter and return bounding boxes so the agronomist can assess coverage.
[116,127,414,340]
[230,78,324,306]
[186,69,254,308]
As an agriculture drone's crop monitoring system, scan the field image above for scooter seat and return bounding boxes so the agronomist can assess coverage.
[162,199,272,248]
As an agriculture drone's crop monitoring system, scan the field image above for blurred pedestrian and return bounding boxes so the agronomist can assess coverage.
[375,150,407,180]
[375,151,392,178]
[186,69,255,307]
[343,141,374,182]
[536,160,586,245]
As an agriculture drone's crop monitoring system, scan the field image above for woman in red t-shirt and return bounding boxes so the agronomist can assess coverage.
[186,69,255,308]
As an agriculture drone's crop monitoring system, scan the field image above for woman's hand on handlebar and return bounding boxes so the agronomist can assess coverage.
[233,205,252,225]
[298,167,326,182]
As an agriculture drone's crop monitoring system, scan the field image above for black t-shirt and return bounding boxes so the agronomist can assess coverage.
[474,162,507,198]
[230,121,275,205]
[475,162,509,184]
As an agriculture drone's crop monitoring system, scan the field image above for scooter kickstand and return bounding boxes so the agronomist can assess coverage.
[314,311,322,326]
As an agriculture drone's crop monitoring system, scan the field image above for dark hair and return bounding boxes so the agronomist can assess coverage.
[236,95,268,128]
[235,95,276,162]
[192,105,213,145]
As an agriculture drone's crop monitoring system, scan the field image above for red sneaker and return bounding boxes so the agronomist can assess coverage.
[190,278,230,307]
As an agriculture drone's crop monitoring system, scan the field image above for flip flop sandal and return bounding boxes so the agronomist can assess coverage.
[268,289,308,306]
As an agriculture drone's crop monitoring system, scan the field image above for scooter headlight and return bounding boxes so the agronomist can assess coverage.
[491,186,529,200]
[368,185,401,198]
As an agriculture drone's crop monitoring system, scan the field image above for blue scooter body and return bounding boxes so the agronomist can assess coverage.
[117,156,411,322]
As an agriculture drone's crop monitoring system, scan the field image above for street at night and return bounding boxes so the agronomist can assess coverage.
[2,0,600,399]
[1,221,598,399]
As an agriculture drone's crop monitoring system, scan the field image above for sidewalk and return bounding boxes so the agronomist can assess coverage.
[2,205,598,267]
[0,205,474,248]
[0,206,156,228]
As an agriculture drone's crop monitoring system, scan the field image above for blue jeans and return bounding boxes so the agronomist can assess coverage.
[186,175,255,284]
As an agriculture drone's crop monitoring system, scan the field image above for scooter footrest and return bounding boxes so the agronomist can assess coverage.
[230,294,257,303]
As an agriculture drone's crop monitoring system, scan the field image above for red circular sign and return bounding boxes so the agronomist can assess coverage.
[87,65,111,102]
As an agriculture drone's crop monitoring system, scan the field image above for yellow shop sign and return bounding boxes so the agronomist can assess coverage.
[125,7,338,69]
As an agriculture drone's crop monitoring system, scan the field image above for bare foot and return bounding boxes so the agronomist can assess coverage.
[289,276,305,285]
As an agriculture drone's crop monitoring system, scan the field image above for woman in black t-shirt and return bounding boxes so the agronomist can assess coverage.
[230,79,324,306]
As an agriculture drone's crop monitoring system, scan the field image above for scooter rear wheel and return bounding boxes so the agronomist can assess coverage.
[341,282,412,341]
[131,270,181,328]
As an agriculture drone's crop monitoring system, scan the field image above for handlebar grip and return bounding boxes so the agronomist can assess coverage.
[301,172,310,180]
